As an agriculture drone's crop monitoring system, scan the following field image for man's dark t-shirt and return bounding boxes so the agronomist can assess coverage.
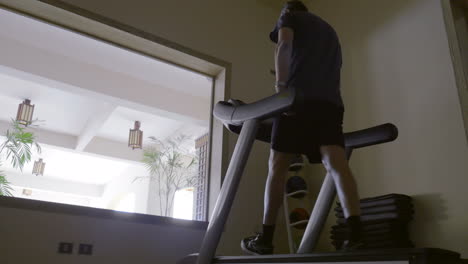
[270,11,344,108]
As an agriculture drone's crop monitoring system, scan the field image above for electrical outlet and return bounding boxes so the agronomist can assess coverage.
[78,244,93,255]
[58,242,73,254]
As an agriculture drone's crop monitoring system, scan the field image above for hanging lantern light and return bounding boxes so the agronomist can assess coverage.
[16,99,35,126]
[128,121,143,150]
[22,189,33,196]
[32,158,46,176]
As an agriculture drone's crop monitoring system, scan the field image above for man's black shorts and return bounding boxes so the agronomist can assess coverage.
[271,100,345,164]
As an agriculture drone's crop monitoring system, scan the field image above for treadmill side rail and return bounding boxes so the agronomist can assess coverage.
[196,120,260,264]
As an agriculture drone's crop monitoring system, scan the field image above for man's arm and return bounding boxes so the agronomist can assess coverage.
[275,27,294,92]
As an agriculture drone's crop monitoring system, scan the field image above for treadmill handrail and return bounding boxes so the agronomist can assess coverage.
[224,121,398,151]
[213,88,295,124]
[344,123,398,149]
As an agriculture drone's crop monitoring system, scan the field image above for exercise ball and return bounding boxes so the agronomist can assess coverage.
[286,176,307,199]
[289,208,310,230]
[289,155,304,171]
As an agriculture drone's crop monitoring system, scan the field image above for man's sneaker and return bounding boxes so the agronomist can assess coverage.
[240,233,274,255]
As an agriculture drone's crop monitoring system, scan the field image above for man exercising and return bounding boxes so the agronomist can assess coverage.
[241,0,363,255]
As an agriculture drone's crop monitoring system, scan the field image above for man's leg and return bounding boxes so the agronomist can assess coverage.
[241,149,293,255]
[264,149,294,226]
[320,145,363,247]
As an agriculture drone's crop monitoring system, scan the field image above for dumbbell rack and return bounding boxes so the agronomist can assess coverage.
[282,155,309,253]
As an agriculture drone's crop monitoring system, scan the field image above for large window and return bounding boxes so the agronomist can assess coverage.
[0,7,214,220]
[114,193,137,213]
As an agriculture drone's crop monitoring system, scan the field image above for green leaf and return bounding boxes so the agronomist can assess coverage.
[139,133,200,215]
[0,173,14,197]
[1,119,42,172]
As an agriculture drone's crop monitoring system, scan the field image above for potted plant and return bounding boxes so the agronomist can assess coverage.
[138,135,198,217]
[0,119,42,196]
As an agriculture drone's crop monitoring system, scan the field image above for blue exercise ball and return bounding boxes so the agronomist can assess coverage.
[286,176,307,199]
[289,155,304,171]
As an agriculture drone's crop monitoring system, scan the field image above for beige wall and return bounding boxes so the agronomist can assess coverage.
[308,0,468,256]
[0,205,205,264]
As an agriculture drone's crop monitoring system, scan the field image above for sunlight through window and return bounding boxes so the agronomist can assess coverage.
[173,188,194,220]
[115,193,136,213]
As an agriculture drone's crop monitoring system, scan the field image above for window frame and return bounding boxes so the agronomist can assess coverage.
[0,0,231,225]
[442,0,468,143]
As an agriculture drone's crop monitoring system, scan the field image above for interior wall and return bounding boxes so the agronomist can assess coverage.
[0,206,205,264]
[308,0,468,256]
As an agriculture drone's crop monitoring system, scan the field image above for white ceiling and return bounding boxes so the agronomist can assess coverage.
[0,72,102,136]
[97,106,208,144]
[0,8,211,186]
[0,8,211,144]
[0,8,212,99]
[0,142,132,185]
[0,73,209,146]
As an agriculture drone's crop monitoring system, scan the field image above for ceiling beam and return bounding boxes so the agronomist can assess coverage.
[0,119,76,149]
[0,38,210,127]
[0,119,142,164]
[83,136,143,164]
[75,103,116,151]
[5,170,104,198]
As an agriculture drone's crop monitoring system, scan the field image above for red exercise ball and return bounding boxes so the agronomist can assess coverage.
[289,208,310,230]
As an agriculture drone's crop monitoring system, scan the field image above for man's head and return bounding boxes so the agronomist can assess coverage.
[270,1,308,42]
[282,0,308,13]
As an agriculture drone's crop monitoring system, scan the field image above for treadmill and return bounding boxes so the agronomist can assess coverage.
[179,88,461,264]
